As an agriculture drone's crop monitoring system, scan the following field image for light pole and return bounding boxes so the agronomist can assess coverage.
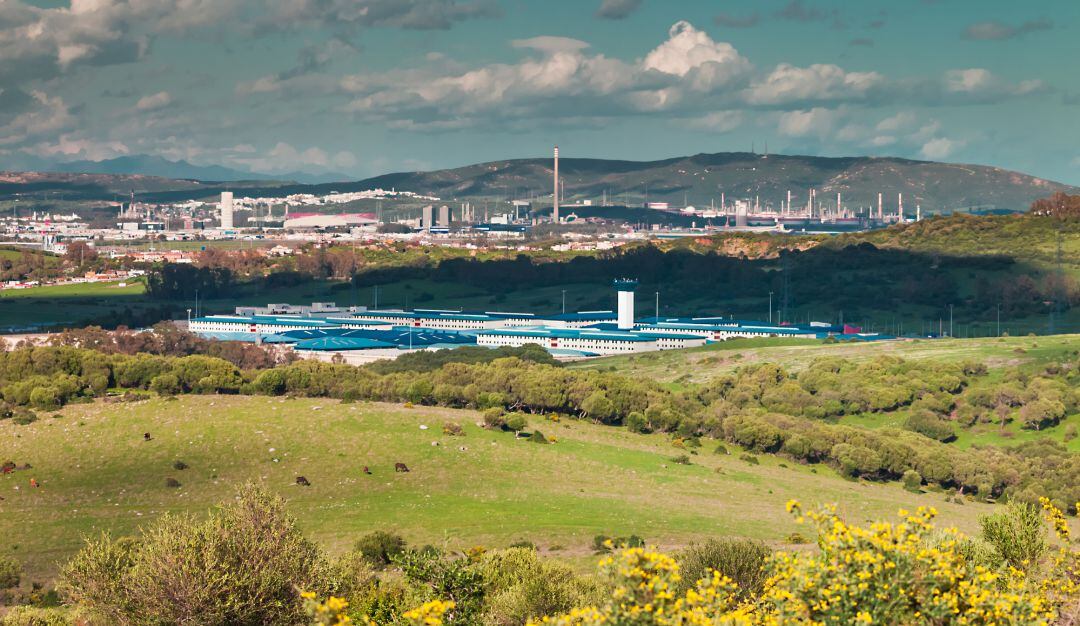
[187,308,192,326]
[655,291,660,319]
[561,290,566,314]
[949,304,954,338]
[195,289,199,318]
[769,291,773,324]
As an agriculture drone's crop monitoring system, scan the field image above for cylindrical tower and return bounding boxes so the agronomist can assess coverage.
[614,279,638,330]
[553,146,560,223]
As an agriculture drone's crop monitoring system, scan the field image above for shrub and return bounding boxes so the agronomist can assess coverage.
[479,548,602,626]
[149,373,181,396]
[355,531,408,569]
[675,538,771,599]
[786,532,808,544]
[904,411,957,442]
[1063,423,1077,442]
[164,477,181,488]
[902,469,923,492]
[713,444,729,455]
[670,454,691,465]
[0,606,88,626]
[0,555,21,589]
[528,430,549,444]
[979,502,1047,571]
[504,413,528,432]
[11,409,36,426]
[624,411,649,434]
[443,422,465,436]
[172,460,189,471]
[60,484,330,626]
[738,453,759,465]
[482,407,506,429]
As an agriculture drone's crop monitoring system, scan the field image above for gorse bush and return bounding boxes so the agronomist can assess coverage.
[0,555,21,589]
[675,538,770,600]
[355,531,408,570]
[980,502,1048,571]
[60,484,343,626]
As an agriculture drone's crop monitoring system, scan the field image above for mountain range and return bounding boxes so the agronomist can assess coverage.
[1,152,1076,212]
[2,155,350,185]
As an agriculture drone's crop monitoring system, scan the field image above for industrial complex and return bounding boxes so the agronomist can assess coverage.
[189,280,890,363]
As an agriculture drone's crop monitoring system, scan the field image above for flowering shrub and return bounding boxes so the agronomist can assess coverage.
[529,501,1080,626]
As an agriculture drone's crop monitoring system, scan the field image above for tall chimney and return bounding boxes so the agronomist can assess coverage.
[553,146,560,223]
[614,279,638,330]
[898,192,903,221]
[877,192,883,220]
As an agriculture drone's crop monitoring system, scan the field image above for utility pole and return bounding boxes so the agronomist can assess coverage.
[561,290,566,315]
[769,291,773,324]
[949,304,954,338]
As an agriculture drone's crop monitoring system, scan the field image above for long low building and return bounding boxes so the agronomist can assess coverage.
[476,326,706,356]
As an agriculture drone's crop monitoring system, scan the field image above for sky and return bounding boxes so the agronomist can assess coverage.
[1,0,1078,184]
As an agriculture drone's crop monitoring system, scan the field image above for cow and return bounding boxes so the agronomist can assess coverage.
[1,461,14,474]
[295,476,311,486]
[394,462,410,473]
[144,432,152,441]
[362,466,372,475]
[29,478,38,488]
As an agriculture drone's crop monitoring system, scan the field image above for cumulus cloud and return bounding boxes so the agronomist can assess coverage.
[595,0,643,20]
[267,0,501,32]
[231,141,358,174]
[745,64,884,106]
[920,137,963,160]
[682,111,743,132]
[778,107,842,138]
[964,18,1052,41]
[339,21,752,130]
[135,91,172,111]
[0,91,75,146]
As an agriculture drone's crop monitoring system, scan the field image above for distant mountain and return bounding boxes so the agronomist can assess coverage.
[42,155,351,185]
[352,152,1077,213]
[1,152,1075,211]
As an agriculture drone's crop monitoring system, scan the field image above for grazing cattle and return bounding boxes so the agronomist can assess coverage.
[394,462,410,473]
[1,461,14,474]
[144,432,152,441]
[295,476,311,486]
[362,466,372,475]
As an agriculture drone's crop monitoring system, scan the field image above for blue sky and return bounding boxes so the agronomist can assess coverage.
[1,0,1077,184]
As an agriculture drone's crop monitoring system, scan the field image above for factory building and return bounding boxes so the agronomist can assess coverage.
[475,327,706,356]
[186,281,894,361]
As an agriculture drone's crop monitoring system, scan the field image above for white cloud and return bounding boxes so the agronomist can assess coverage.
[642,21,749,81]
[683,111,743,132]
[778,107,841,138]
[231,141,358,174]
[136,91,172,111]
[512,36,590,54]
[746,63,884,106]
[0,91,74,146]
[920,137,963,160]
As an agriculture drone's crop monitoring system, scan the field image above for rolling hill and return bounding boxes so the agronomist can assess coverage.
[1,152,1075,212]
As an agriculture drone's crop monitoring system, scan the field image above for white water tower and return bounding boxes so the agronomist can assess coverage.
[614,279,638,330]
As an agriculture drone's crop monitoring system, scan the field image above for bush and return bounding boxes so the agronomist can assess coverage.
[164,477,181,488]
[528,430,549,444]
[172,460,189,471]
[482,407,506,429]
[504,413,528,432]
[624,411,649,434]
[0,555,21,589]
[61,484,330,626]
[713,444,729,455]
[355,531,408,569]
[979,503,1047,570]
[479,548,602,626]
[443,422,465,436]
[675,538,771,599]
[739,453,759,465]
[670,454,691,465]
[11,409,37,426]
[902,469,922,492]
[0,606,87,626]
[149,373,181,396]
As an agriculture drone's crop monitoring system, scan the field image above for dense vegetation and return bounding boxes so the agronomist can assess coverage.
[7,485,1077,625]
[2,331,1077,513]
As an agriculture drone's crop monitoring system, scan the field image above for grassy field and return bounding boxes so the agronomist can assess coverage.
[0,395,997,585]
[571,334,1080,383]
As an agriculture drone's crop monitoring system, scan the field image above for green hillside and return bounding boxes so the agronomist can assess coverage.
[0,396,992,584]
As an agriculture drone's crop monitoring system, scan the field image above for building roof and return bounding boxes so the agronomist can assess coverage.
[294,336,396,351]
[193,315,337,328]
[479,327,655,342]
[268,327,477,348]
[543,310,617,322]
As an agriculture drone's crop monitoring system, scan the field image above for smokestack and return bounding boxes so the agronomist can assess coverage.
[916,205,922,221]
[787,189,791,214]
[837,192,841,214]
[553,146,560,223]
[898,192,903,221]
[877,193,883,220]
